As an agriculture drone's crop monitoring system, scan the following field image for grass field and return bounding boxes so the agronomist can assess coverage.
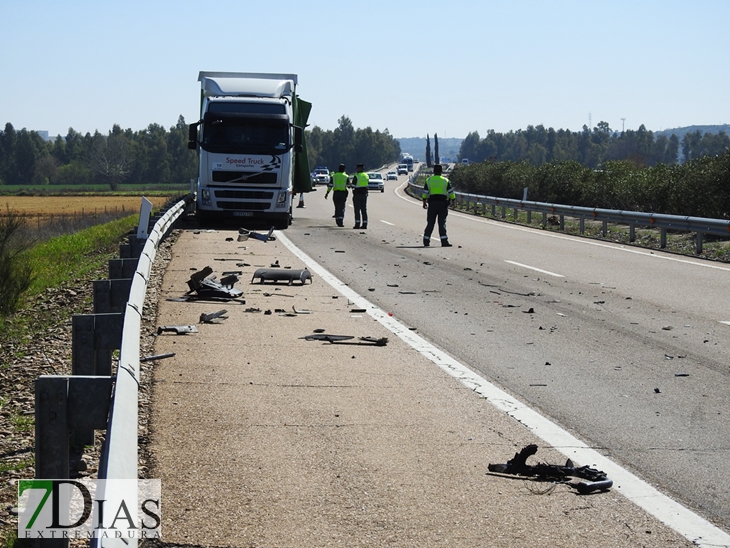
[0,195,171,216]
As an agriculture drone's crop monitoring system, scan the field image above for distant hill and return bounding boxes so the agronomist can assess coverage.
[654,124,730,140]
[397,137,463,163]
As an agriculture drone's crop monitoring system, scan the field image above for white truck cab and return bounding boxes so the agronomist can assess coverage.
[188,72,311,227]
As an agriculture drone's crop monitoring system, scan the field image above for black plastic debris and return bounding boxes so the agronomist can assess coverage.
[187,266,244,300]
[488,444,612,495]
[301,333,388,346]
[238,227,276,242]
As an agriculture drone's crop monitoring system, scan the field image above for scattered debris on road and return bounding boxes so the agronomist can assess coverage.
[157,325,199,335]
[187,266,244,300]
[251,268,312,285]
[301,333,389,346]
[488,444,612,495]
[199,309,229,323]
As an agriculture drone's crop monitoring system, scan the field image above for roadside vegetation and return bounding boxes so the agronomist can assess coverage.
[448,149,730,220]
[0,209,144,547]
[410,148,730,262]
[0,211,138,332]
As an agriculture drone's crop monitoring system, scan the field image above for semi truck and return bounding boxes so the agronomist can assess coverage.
[188,72,312,227]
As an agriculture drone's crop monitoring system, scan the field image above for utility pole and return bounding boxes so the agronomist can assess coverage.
[621,118,626,133]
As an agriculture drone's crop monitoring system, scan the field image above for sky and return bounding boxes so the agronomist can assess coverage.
[2,0,729,140]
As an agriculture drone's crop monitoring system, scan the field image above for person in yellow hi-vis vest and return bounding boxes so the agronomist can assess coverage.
[351,163,369,229]
[422,164,455,247]
[325,163,349,227]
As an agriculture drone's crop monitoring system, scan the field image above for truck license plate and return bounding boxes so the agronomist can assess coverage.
[233,211,253,217]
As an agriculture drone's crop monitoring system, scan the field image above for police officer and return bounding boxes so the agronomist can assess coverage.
[351,163,369,229]
[422,164,455,247]
[325,163,349,227]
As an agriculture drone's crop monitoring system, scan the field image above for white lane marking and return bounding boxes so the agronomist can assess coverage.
[278,230,730,548]
[504,260,565,277]
[394,182,730,272]
[720,321,730,326]
[380,220,394,226]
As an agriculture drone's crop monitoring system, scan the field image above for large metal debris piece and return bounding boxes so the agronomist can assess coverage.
[488,444,612,494]
[187,266,244,299]
[251,268,312,285]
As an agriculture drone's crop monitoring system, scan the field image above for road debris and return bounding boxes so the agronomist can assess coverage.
[187,266,244,300]
[140,352,176,362]
[251,268,312,285]
[301,334,389,346]
[199,309,229,323]
[157,325,199,335]
[488,444,612,495]
[239,227,276,242]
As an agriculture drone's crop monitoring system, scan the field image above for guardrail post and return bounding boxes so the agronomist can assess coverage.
[34,376,113,537]
[34,376,69,548]
[119,237,145,259]
[71,312,121,445]
[72,313,123,378]
[579,217,585,234]
[630,224,636,242]
[108,258,139,279]
[93,279,132,314]
[35,376,70,480]
[696,232,703,254]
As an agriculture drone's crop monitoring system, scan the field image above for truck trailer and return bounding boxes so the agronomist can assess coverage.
[188,72,312,227]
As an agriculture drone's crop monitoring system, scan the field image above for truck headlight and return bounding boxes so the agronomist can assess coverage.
[201,189,211,205]
[276,191,287,207]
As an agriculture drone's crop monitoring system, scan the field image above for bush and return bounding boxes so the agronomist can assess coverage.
[0,212,35,316]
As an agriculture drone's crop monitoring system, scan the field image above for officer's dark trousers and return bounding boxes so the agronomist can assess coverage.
[424,200,449,243]
[333,190,347,226]
[353,192,368,227]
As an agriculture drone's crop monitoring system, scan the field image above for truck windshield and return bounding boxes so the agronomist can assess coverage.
[201,115,290,154]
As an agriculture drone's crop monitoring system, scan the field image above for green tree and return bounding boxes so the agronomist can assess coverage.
[434,133,439,165]
[89,129,132,190]
[425,134,432,167]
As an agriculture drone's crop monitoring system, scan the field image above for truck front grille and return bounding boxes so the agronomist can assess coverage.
[212,171,278,184]
[217,201,272,211]
[215,189,275,200]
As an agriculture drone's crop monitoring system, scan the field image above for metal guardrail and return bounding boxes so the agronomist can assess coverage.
[408,179,730,254]
[95,196,191,548]
[33,195,192,548]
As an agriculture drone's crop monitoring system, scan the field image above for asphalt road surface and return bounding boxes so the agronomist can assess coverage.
[286,172,730,532]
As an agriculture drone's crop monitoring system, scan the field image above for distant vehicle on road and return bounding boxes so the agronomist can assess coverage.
[311,167,330,185]
[403,156,414,172]
[367,172,385,192]
[397,164,408,176]
[386,171,397,180]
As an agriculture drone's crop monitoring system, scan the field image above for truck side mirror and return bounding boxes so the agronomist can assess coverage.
[188,122,200,150]
[293,126,303,153]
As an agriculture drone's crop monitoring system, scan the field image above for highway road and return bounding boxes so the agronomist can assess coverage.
[286,169,730,532]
